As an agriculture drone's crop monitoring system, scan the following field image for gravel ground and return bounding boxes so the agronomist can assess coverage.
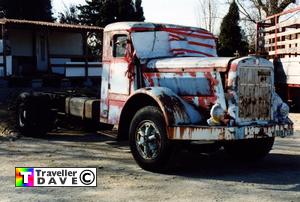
[0,114,299,202]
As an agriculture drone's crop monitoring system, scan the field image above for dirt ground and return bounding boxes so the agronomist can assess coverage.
[0,114,299,202]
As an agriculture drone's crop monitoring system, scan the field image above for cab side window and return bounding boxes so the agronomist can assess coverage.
[113,35,128,57]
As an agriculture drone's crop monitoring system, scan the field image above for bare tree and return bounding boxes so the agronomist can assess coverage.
[235,0,297,22]
[256,0,296,16]
[196,0,218,33]
[230,0,298,48]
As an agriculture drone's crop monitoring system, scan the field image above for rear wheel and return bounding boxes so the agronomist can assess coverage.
[224,137,275,160]
[129,106,173,172]
[17,93,55,137]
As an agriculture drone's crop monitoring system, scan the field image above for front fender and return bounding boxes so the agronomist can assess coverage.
[129,87,203,126]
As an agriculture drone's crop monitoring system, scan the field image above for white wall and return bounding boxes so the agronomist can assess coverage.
[49,32,83,55]
[0,56,12,77]
[7,30,84,56]
[65,62,102,77]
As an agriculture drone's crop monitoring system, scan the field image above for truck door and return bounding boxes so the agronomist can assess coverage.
[100,32,131,125]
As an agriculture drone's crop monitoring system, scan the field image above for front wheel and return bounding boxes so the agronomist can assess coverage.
[129,106,173,172]
[224,137,275,161]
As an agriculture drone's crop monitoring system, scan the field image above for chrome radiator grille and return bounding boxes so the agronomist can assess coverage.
[238,67,272,122]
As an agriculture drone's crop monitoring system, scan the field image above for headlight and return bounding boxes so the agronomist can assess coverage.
[207,103,226,126]
[279,103,289,119]
[272,92,289,122]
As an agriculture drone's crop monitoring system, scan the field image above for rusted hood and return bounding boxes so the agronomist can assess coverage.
[147,57,234,72]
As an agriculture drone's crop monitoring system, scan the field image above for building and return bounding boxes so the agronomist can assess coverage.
[0,19,103,79]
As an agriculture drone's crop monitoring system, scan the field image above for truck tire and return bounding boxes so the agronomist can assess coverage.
[129,106,173,172]
[224,137,275,161]
[17,93,54,137]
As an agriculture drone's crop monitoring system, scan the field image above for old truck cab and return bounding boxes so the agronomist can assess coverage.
[99,22,293,170]
[17,22,294,172]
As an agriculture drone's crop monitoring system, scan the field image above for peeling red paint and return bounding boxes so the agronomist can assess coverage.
[189,72,197,78]
[204,72,219,86]
[109,93,129,102]
[109,100,125,109]
[147,77,155,87]
[124,37,136,81]
[230,63,238,72]
[171,48,215,57]
[177,72,184,77]
[198,96,218,108]
[128,27,215,39]
[188,41,216,49]
[143,73,157,87]
[182,96,218,109]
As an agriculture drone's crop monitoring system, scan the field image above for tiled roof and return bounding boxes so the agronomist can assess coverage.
[0,18,103,31]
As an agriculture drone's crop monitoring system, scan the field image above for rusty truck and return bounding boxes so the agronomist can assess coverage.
[16,22,294,171]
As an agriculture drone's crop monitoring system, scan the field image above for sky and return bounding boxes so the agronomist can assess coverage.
[52,0,229,33]
[52,0,300,34]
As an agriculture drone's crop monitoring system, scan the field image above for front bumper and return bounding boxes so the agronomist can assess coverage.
[167,122,293,141]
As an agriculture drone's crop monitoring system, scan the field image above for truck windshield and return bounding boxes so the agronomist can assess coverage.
[131,30,217,59]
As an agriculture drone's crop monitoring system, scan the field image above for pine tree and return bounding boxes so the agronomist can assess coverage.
[59,5,80,24]
[77,0,145,56]
[218,1,248,57]
[78,0,112,27]
[0,0,54,22]
[134,0,145,21]
[77,0,145,27]
[117,0,136,21]
[99,0,118,26]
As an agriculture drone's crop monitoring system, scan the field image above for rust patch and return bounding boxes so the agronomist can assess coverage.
[167,126,228,140]
[179,127,185,139]
[238,67,272,121]
[167,123,293,141]
[219,129,225,140]
[158,93,190,125]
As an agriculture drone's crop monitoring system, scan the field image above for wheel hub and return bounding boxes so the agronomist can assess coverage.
[135,121,161,160]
